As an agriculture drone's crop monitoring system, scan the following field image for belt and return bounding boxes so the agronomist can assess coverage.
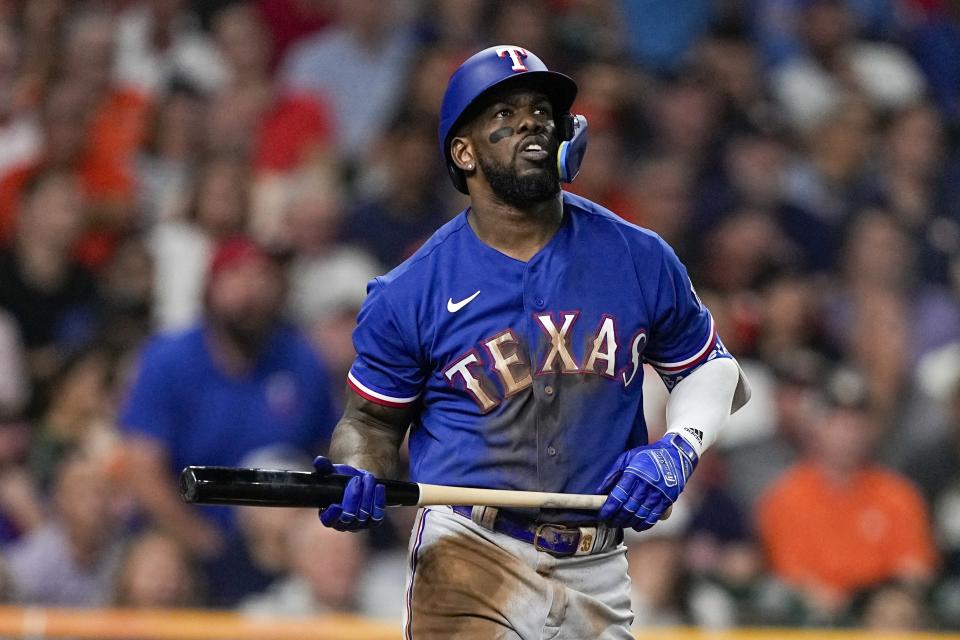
[452,505,623,558]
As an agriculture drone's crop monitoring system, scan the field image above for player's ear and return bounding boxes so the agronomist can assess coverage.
[450,136,476,174]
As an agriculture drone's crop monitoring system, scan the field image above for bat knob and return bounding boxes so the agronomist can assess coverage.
[180,467,199,502]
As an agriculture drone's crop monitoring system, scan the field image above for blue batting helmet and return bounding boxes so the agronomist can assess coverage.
[439,45,578,194]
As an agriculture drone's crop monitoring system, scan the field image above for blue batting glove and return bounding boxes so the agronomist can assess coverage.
[313,456,386,532]
[596,433,699,532]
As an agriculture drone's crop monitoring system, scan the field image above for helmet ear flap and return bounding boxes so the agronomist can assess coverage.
[557,114,576,141]
[557,114,588,183]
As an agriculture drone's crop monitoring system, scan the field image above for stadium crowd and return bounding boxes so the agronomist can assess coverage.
[0,0,958,632]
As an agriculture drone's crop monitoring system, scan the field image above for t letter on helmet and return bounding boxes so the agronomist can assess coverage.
[438,45,580,194]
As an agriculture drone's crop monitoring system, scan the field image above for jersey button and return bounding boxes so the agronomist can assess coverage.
[547,446,557,456]
[534,296,545,308]
[544,385,554,395]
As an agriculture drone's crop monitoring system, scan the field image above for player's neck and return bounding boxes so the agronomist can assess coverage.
[468,194,563,262]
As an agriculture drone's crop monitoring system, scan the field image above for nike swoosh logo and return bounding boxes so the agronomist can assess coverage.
[447,290,481,313]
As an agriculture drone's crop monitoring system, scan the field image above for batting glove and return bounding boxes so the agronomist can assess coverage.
[313,456,386,532]
[596,433,699,532]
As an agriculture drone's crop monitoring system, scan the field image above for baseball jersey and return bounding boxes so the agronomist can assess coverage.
[349,192,729,521]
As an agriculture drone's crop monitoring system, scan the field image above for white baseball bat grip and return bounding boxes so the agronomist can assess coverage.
[415,483,607,510]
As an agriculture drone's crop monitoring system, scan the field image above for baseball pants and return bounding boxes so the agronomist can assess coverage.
[402,506,634,639]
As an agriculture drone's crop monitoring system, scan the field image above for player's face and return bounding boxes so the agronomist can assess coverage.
[469,88,561,206]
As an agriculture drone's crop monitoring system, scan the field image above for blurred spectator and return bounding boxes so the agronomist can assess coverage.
[120,236,336,561]
[0,12,153,269]
[280,0,415,164]
[865,103,960,289]
[780,97,877,271]
[823,211,960,438]
[135,82,205,227]
[770,0,925,134]
[281,170,381,403]
[698,208,795,293]
[0,21,41,179]
[345,112,451,268]
[693,24,771,136]
[254,0,335,69]
[55,9,149,267]
[113,0,226,97]
[206,3,334,246]
[628,533,687,626]
[646,74,721,172]
[489,0,554,63]
[721,350,822,511]
[214,2,333,173]
[5,451,124,606]
[693,123,791,239]
[904,375,960,626]
[0,79,94,247]
[622,155,695,252]
[240,510,365,616]
[0,171,97,411]
[415,0,487,52]
[752,0,903,70]
[205,447,312,606]
[904,0,960,124]
[29,348,117,492]
[114,529,200,608]
[757,368,938,621]
[553,0,627,62]
[97,238,154,354]
[620,0,714,73]
[150,154,249,331]
[851,580,929,631]
[0,310,28,420]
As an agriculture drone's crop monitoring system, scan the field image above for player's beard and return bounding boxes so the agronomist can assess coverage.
[478,153,560,207]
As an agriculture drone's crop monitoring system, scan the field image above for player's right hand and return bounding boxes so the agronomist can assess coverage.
[313,456,386,531]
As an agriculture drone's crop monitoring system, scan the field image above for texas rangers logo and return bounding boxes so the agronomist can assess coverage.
[443,312,650,412]
[495,46,528,71]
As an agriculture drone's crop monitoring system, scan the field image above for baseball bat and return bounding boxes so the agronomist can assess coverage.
[179,466,607,510]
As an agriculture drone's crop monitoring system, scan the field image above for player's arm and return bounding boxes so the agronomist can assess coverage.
[598,236,751,531]
[312,386,416,531]
[328,388,415,479]
[597,357,746,532]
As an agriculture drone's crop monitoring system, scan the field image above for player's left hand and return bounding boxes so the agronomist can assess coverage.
[596,433,699,532]
[313,456,386,532]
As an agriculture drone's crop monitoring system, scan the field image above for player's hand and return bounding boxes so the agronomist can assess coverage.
[313,456,386,531]
[596,433,699,532]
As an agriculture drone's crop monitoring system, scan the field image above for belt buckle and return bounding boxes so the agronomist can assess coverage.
[534,523,580,557]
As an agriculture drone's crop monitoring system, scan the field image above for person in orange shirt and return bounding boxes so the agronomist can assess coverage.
[757,367,938,619]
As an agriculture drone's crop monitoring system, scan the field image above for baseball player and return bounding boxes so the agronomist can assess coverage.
[313,45,751,638]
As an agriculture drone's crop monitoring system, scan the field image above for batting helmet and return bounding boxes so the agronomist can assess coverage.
[439,45,578,194]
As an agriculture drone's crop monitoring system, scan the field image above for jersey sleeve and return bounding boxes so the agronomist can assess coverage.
[347,278,425,407]
[644,238,728,389]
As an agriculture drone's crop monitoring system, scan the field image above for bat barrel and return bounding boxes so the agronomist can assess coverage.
[179,466,421,508]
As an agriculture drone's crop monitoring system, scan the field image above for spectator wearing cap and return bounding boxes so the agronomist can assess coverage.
[119,236,336,567]
[756,367,938,622]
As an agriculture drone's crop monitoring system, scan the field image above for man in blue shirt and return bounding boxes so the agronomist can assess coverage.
[314,46,750,638]
[121,236,336,559]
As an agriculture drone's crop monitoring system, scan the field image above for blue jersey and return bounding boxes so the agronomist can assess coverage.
[349,192,729,519]
[121,324,337,528]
